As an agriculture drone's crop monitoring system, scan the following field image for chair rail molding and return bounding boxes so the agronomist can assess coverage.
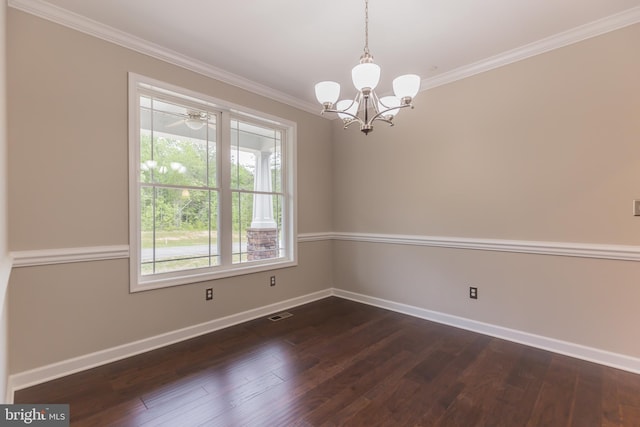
[11,246,130,267]
[9,232,640,268]
[330,232,640,262]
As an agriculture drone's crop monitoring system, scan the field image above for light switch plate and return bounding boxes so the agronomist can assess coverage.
[634,200,640,216]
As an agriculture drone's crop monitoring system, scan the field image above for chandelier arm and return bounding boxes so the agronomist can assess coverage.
[370,89,382,115]
[322,107,364,125]
[342,119,361,130]
[340,96,359,114]
[368,103,412,125]
[374,117,394,126]
[369,90,380,118]
[322,92,365,125]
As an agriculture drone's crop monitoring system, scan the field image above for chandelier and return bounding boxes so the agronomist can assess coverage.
[314,0,420,135]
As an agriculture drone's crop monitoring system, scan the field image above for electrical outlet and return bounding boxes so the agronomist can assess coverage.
[469,287,478,299]
[205,288,213,301]
[270,276,276,287]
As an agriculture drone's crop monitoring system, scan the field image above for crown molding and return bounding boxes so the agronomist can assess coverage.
[7,1,640,118]
[421,6,640,91]
[7,0,322,116]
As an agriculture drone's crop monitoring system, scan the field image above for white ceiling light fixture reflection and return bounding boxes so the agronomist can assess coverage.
[185,115,206,130]
[141,161,187,174]
[167,112,213,131]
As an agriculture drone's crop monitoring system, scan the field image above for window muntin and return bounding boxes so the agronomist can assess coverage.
[138,96,219,277]
[129,74,296,291]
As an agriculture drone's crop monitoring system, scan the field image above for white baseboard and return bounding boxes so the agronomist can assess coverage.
[332,288,640,375]
[9,287,640,403]
[7,289,332,401]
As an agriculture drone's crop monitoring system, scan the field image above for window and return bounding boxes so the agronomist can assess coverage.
[128,74,296,291]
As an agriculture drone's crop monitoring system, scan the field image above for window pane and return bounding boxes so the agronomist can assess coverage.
[271,131,282,194]
[209,190,220,266]
[151,98,185,116]
[151,111,209,188]
[230,119,283,264]
[230,119,281,193]
[231,190,283,264]
[231,120,256,191]
[142,188,218,275]
[139,107,153,184]
[232,191,253,263]
[273,194,284,258]
[140,186,154,275]
[207,116,217,187]
[139,96,216,189]
[140,95,151,109]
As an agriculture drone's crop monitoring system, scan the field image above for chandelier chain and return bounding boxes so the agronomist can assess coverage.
[364,0,369,55]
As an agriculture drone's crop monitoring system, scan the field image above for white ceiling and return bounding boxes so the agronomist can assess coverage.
[10,0,640,113]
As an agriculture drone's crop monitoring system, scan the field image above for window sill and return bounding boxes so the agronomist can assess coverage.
[130,258,298,293]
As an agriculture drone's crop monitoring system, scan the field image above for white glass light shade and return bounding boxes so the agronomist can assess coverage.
[185,118,205,130]
[170,162,187,173]
[377,96,401,117]
[352,63,381,91]
[336,99,359,120]
[315,81,341,105]
[393,74,421,99]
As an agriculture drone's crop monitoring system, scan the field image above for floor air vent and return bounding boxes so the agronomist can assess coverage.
[268,312,293,322]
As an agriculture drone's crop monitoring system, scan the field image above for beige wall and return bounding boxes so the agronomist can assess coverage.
[7,10,333,373]
[6,6,640,381]
[334,24,640,243]
[0,0,10,403]
[333,24,640,357]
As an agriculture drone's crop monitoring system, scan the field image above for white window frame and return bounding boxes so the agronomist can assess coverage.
[128,73,297,292]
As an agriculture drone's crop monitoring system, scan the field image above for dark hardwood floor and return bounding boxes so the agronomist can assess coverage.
[14,297,640,426]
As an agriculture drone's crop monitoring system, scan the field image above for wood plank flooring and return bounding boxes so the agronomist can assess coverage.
[14,297,640,426]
